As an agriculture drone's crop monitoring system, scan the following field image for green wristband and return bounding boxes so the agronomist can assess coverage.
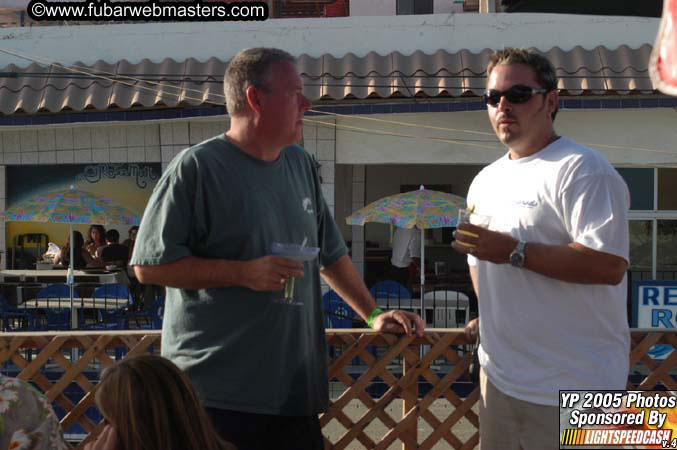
[367,308,384,329]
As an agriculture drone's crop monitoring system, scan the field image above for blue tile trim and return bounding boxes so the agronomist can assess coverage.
[333,105,354,115]
[582,99,601,109]
[411,103,430,113]
[372,105,392,114]
[0,97,674,126]
[659,98,677,107]
[353,105,372,115]
[640,98,660,108]
[600,99,621,109]
[391,104,412,113]
[428,103,449,112]
[620,99,641,108]
[562,99,582,108]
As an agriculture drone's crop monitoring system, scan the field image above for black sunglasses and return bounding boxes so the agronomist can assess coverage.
[484,85,549,107]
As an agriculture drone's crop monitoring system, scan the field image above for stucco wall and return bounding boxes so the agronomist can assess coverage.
[336,108,677,166]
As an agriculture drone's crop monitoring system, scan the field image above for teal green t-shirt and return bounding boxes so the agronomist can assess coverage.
[130,135,348,415]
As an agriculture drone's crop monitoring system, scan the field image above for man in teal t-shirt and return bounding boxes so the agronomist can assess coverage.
[130,48,425,450]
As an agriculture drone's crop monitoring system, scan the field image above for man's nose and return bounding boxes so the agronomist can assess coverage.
[496,95,512,112]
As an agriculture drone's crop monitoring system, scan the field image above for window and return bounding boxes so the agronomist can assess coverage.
[616,168,653,210]
[658,169,677,210]
[618,168,677,280]
[657,220,677,274]
[397,0,434,15]
[629,220,652,272]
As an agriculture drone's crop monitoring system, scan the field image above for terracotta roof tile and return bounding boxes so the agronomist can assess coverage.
[0,45,655,115]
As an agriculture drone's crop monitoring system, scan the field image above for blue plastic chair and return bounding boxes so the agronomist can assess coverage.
[75,283,130,329]
[38,308,71,331]
[127,294,164,330]
[369,280,412,302]
[34,284,80,330]
[0,294,34,331]
[36,283,80,308]
[322,291,355,328]
[92,284,131,302]
[78,307,128,330]
[151,297,165,330]
[92,284,131,311]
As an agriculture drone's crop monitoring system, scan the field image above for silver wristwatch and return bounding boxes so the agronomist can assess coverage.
[509,241,527,268]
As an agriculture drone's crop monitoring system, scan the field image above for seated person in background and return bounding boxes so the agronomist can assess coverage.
[0,374,71,450]
[390,226,421,292]
[53,230,97,269]
[84,225,107,259]
[96,229,129,268]
[121,225,139,260]
[84,354,233,450]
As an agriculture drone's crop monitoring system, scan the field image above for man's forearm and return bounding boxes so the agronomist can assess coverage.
[524,242,627,285]
[134,256,246,289]
[454,224,627,286]
[320,255,377,321]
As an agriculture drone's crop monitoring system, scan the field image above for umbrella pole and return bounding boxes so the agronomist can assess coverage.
[418,185,426,326]
[420,226,425,325]
[68,224,75,330]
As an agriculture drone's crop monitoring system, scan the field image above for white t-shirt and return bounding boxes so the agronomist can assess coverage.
[467,137,630,406]
[391,226,421,268]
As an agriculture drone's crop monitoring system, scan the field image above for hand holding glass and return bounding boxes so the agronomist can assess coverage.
[270,242,320,305]
[456,209,491,247]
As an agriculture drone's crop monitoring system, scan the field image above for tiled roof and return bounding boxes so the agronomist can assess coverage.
[0,44,654,115]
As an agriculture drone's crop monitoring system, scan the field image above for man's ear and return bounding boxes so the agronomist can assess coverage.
[546,89,559,117]
[245,85,262,115]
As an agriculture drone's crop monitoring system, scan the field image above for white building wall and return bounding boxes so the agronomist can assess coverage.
[336,109,677,166]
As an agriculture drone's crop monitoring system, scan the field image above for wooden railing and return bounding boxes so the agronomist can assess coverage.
[0,330,674,449]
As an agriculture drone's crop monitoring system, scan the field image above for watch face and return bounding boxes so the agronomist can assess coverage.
[510,251,525,267]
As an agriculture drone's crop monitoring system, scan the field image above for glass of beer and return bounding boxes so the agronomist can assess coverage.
[456,209,491,247]
[270,242,320,305]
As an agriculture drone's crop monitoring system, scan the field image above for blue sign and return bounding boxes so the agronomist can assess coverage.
[632,281,677,359]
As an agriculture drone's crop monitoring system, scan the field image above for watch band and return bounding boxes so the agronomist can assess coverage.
[510,240,527,267]
[515,240,526,254]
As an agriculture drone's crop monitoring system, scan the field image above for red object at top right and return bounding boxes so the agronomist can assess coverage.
[651,0,677,95]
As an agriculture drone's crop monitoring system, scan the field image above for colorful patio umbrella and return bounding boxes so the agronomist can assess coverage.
[346,185,467,319]
[2,186,141,328]
[4,187,141,226]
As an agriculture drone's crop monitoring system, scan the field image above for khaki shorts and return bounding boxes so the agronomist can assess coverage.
[479,368,563,450]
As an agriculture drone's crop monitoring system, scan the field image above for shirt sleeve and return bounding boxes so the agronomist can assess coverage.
[129,154,198,266]
[560,173,630,262]
[0,378,69,450]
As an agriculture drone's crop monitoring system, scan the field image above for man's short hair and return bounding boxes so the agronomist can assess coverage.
[224,48,296,117]
[105,229,120,243]
[487,48,559,120]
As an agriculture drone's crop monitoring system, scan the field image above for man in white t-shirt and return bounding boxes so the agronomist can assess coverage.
[451,48,630,450]
[390,226,421,290]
